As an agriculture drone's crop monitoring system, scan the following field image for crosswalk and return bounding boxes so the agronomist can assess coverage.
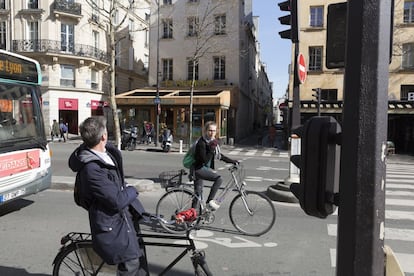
[223,147,289,158]
[328,162,414,274]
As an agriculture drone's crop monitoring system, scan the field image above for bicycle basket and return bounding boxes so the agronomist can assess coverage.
[159,170,184,188]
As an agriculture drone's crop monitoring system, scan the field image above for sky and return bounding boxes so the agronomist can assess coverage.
[253,0,292,100]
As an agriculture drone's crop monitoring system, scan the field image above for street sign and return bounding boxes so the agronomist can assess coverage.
[297,53,307,84]
[154,96,161,104]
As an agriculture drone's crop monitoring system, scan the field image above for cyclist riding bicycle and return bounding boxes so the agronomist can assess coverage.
[192,121,239,210]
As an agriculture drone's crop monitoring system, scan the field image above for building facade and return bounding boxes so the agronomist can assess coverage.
[0,0,150,135]
[287,0,414,154]
[116,0,273,143]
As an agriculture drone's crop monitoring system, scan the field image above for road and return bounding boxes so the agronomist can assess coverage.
[0,141,413,275]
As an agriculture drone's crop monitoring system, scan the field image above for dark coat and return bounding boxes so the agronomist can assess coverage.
[68,143,145,265]
[193,137,235,170]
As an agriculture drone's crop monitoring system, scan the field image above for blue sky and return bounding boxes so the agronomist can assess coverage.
[253,1,291,100]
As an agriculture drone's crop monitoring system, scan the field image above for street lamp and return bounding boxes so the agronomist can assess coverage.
[155,0,160,146]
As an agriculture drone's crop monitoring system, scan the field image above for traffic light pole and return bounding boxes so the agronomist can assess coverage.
[336,0,392,275]
[291,42,300,129]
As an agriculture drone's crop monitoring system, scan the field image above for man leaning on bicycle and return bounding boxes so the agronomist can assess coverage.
[69,116,148,276]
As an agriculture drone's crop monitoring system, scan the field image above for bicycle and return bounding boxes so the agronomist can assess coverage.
[156,164,276,236]
[52,213,212,276]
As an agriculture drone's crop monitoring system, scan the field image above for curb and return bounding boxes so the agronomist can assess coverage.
[51,176,160,192]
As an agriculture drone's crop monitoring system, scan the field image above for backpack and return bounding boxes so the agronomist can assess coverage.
[74,172,90,210]
[182,138,200,169]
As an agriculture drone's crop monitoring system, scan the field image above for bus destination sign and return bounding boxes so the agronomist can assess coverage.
[0,55,39,84]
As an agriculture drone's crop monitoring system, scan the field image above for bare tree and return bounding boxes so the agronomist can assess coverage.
[84,0,145,148]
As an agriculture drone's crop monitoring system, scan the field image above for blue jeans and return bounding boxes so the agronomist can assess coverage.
[193,167,223,206]
[117,257,148,276]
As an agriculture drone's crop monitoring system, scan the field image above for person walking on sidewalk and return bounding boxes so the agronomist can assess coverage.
[51,119,60,140]
[59,119,68,142]
[192,121,238,210]
[68,116,148,276]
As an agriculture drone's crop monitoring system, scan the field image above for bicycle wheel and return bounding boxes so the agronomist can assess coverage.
[229,191,276,236]
[192,250,213,276]
[156,188,199,234]
[52,241,116,276]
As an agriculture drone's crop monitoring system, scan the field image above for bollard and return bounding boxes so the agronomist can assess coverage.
[179,140,183,154]
[228,137,234,146]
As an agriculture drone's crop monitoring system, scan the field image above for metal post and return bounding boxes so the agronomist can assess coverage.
[336,0,391,275]
[155,0,160,147]
[291,43,300,129]
[317,88,321,116]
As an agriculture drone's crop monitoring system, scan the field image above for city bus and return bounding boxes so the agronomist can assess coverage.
[0,50,51,205]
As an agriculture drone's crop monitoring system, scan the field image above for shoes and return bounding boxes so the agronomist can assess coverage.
[207,200,220,211]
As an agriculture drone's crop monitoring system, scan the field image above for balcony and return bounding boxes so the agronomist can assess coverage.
[52,0,82,20]
[12,39,109,64]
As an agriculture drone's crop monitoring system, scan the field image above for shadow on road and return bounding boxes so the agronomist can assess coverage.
[0,267,49,276]
[0,199,34,217]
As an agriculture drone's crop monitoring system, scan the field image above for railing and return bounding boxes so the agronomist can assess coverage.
[12,39,109,63]
[52,0,81,16]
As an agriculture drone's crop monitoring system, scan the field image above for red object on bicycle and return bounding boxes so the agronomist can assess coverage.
[175,208,198,224]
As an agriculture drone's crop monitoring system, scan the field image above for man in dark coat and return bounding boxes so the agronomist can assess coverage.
[68,116,147,276]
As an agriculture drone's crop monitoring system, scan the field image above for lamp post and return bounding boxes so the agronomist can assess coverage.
[155,0,160,147]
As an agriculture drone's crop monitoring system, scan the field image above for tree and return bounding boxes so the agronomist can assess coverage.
[84,0,147,148]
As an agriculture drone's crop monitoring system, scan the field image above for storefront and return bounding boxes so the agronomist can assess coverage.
[115,86,238,143]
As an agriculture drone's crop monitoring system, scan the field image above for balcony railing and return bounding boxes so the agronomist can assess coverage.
[12,39,109,63]
[52,0,81,16]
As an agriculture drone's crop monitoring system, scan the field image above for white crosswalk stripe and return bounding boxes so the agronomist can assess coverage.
[223,147,289,158]
[328,162,414,274]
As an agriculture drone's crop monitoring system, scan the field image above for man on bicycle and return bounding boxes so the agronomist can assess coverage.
[192,121,238,210]
[68,116,148,276]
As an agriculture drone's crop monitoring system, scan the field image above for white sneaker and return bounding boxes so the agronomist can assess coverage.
[207,200,220,211]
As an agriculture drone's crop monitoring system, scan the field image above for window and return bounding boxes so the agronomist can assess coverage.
[187,59,199,80]
[402,43,414,69]
[213,56,225,80]
[214,15,226,35]
[28,0,38,9]
[187,17,199,37]
[162,19,173,39]
[91,70,98,90]
[162,59,173,81]
[27,21,39,50]
[61,23,74,52]
[163,0,172,5]
[320,89,338,101]
[0,0,5,9]
[0,21,6,50]
[60,65,75,87]
[404,1,414,23]
[401,85,414,100]
[309,46,323,71]
[188,0,198,2]
[93,30,99,57]
[310,6,324,27]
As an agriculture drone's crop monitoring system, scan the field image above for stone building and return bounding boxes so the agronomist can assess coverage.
[0,0,150,135]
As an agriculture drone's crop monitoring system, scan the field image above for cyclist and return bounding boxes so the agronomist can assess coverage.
[68,116,148,276]
[192,121,238,210]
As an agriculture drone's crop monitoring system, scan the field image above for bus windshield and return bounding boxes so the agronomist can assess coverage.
[0,83,46,153]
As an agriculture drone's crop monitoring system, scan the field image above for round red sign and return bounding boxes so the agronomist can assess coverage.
[297,53,307,84]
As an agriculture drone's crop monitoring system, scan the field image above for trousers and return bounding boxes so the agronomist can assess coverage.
[193,167,223,206]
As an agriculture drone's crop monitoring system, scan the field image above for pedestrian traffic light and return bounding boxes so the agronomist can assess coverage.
[290,116,341,218]
[278,0,298,42]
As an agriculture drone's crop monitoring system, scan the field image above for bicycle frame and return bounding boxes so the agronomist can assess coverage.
[54,231,203,276]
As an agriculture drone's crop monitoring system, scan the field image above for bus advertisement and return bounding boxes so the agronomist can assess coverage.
[0,50,51,205]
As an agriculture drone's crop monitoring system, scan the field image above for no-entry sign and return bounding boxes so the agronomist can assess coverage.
[297,53,307,84]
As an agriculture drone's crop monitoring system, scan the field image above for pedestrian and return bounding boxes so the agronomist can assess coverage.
[52,119,59,140]
[192,121,239,210]
[68,116,148,276]
[59,119,68,142]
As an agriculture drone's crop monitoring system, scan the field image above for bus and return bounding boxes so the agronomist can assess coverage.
[0,50,51,205]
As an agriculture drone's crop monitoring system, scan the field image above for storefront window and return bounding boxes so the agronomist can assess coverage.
[203,109,215,124]
[192,109,202,139]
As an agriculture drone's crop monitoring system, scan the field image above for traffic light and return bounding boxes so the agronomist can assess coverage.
[278,0,298,42]
[290,116,341,218]
[312,88,321,101]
